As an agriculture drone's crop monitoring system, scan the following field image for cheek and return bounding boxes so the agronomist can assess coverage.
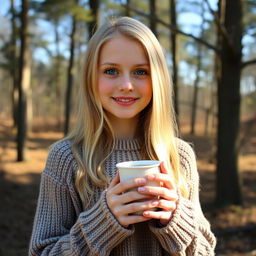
[98,77,113,95]
[142,80,153,100]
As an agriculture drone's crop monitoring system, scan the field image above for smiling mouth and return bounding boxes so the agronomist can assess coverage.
[112,97,139,102]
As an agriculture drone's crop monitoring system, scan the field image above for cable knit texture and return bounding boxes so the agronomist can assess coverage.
[29,138,216,255]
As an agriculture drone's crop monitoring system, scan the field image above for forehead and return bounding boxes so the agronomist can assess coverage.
[98,35,149,64]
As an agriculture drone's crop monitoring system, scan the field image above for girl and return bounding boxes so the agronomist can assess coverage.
[29,17,216,255]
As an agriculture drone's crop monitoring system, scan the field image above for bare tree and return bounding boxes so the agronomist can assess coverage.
[190,3,206,135]
[64,0,78,135]
[149,0,158,37]
[17,0,31,161]
[215,0,243,206]
[10,0,19,129]
[88,0,99,38]
[169,0,178,118]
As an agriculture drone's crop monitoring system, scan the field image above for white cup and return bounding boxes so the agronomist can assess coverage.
[116,160,161,214]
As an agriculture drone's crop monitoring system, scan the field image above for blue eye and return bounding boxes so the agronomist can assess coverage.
[134,69,148,76]
[104,68,118,75]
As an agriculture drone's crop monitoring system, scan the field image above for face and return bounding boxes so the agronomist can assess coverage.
[98,34,152,128]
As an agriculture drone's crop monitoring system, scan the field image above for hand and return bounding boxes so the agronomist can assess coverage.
[137,162,179,226]
[106,172,159,227]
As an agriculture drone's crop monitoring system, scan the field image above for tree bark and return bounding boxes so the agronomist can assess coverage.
[88,0,99,38]
[64,4,77,135]
[190,44,202,135]
[169,0,179,119]
[53,20,62,130]
[17,0,31,161]
[10,0,18,129]
[190,4,205,135]
[216,0,243,206]
[149,0,158,37]
[125,0,131,16]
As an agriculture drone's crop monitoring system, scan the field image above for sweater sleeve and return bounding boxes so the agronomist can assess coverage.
[148,139,216,255]
[29,141,134,256]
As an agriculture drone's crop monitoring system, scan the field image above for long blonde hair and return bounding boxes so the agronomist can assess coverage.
[66,17,188,206]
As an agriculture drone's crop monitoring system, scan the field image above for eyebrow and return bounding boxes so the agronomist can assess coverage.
[100,62,149,67]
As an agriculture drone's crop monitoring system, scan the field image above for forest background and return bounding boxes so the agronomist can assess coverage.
[0,0,256,255]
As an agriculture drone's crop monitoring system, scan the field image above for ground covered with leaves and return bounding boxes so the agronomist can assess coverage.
[0,117,255,256]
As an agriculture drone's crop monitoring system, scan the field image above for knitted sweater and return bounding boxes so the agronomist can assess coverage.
[29,138,216,256]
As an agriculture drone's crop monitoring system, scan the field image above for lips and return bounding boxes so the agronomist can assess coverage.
[112,97,139,105]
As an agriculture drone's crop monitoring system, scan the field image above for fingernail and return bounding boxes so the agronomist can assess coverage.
[147,174,155,180]
[138,178,146,185]
[143,211,150,216]
[151,200,158,206]
[138,187,146,192]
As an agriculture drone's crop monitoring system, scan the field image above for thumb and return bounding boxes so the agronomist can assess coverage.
[160,161,169,174]
[108,171,120,189]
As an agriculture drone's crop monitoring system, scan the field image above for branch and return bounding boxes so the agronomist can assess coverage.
[241,58,256,68]
[203,0,234,52]
[128,7,220,53]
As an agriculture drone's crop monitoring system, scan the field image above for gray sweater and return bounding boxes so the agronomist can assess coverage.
[29,138,216,255]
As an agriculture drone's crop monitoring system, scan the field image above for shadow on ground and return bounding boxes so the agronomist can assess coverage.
[0,171,40,256]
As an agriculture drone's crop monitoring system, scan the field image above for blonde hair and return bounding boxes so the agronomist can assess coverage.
[66,17,188,206]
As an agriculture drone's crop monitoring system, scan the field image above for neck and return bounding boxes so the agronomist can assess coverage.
[109,117,138,139]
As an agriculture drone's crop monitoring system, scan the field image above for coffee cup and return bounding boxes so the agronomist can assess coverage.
[116,160,161,214]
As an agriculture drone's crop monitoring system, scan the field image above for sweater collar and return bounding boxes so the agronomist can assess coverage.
[114,138,141,150]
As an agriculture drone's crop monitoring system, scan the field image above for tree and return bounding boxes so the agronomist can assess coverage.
[64,9,77,135]
[87,0,99,38]
[215,0,243,206]
[169,0,179,118]
[36,0,73,129]
[10,0,19,129]
[190,3,206,135]
[149,0,158,37]
[17,0,31,161]
[125,0,131,16]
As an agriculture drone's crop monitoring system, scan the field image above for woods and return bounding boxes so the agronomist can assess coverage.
[0,0,256,254]
[1,0,256,206]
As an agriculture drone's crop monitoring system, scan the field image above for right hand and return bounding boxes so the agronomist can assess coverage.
[106,172,159,227]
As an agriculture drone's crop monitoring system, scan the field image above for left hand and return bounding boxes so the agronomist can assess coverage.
[137,162,179,226]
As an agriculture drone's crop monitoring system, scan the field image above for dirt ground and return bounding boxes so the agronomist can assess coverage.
[0,117,256,256]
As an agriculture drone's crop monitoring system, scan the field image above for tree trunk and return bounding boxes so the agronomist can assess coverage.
[88,0,99,38]
[64,7,77,135]
[17,0,30,161]
[169,0,179,119]
[216,0,243,206]
[54,21,62,130]
[190,45,202,135]
[125,0,131,16]
[10,0,18,129]
[149,0,157,37]
[190,4,205,135]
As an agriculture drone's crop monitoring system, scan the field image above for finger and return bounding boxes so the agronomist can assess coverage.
[146,172,175,190]
[142,210,173,221]
[160,162,175,189]
[118,215,152,227]
[157,199,177,211]
[160,161,169,174]
[119,190,153,204]
[108,171,120,189]
[111,177,147,195]
[138,186,178,201]
[120,199,159,215]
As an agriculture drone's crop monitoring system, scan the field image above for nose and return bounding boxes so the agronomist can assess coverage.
[119,73,134,92]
